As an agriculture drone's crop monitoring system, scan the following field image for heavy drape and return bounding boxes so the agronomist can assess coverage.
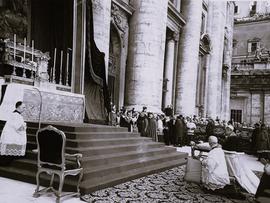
[84,0,110,122]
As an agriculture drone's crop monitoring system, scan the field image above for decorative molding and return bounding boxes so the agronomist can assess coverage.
[167,2,186,29]
[23,89,84,122]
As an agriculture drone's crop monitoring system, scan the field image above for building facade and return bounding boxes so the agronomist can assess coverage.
[102,0,234,120]
[231,1,270,125]
[0,0,235,123]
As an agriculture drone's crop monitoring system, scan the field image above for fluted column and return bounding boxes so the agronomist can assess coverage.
[125,0,168,112]
[175,0,202,116]
[205,1,227,119]
[163,36,176,108]
[222,2,235,121]
[92,0,112,76]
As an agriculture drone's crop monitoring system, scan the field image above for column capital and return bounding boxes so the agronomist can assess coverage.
[167,31,179,42]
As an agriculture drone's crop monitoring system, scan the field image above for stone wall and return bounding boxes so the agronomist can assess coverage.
[233,21,270,57]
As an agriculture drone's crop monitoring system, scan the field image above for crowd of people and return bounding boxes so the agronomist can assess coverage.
[109,105,270,152]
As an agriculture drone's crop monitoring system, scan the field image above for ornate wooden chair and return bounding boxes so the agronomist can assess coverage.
[33,125,83,202]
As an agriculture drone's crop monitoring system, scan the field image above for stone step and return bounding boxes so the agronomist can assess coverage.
[80,157,187,194]
[27,134,151,147]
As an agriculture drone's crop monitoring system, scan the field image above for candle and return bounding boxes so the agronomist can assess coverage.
[13,34,16,61]
[66,52,69,85]
[53,48,57,82]
[23,38,26,62]
[31,40,34,61]
[59,50,63,85]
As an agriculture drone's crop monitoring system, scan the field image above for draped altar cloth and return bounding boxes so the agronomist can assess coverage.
[224,151,260,194]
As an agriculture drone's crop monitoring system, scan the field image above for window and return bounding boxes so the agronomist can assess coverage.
[234,5,239,14]
[201,14,206,35]
[231,110,242,123]
[248,42,259,53]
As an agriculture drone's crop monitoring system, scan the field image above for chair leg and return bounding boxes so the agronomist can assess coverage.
[77,170,83,194]
[33,171,41,197]
[56,174,65,202]
[49,173,55,188]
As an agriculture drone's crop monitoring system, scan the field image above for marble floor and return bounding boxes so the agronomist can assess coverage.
[0,146,264,203]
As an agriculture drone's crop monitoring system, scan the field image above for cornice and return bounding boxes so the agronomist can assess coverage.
[112,0,134,16]
[168,1,186,28]
[235,13,270,24]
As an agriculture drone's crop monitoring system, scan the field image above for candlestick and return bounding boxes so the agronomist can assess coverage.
[31,40,34,62]
[53,48,57,83]
[12,34,16,75]
[66,52,69,85]
[23,38,26,62]
[59,50,63,85]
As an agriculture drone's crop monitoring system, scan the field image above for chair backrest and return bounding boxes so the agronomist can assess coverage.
[36,125,66,168]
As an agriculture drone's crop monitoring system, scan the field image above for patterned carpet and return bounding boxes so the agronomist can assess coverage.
[81,166,256,203]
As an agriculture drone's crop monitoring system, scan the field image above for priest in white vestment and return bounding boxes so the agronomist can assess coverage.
[201,136,230,190]
[0,101,27,156]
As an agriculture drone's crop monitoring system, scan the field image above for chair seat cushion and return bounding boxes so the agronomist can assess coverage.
[184,157,202,183]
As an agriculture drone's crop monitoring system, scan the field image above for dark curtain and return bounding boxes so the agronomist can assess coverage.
[30,0,73,84]
[84,0,111,122]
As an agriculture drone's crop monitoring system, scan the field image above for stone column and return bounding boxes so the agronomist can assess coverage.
[92,0,112,77]
[163,36,176,108]
[205,1,227,119]
[175,0,202,116]
[125,0,168,113]
[221,2,235,121]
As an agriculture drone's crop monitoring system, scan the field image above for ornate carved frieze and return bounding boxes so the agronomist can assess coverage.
[111,3,129,47]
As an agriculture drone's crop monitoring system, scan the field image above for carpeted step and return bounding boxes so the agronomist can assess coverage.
[79,157,187,194]
[26,123,128,133]
[24,147,177,167]
[65,142,166,156]
[81,147,177,167]
[27,135,152,147]
[26,142,165,157]
[27,131,141,140]
[81,152,188,180]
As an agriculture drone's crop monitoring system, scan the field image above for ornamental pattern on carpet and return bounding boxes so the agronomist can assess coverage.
[81,166,255,203]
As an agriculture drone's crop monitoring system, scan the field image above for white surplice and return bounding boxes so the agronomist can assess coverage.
[0,112,27,156]
[201,147,230,190]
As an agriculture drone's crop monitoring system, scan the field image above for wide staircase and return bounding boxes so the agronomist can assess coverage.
[0,121,188,194]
